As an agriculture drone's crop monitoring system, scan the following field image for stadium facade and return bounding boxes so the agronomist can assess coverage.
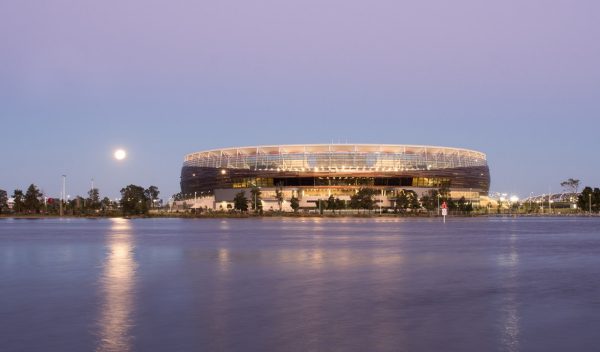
[179,144,490,211]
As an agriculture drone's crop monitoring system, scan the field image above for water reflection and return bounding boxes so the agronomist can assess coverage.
[274,247,403,269]
[209,247,231,350]
[218,248,230,272]
[7,217,600,351]
[218,220,230,231]
[97,218,137,352]
[500,232,520,352]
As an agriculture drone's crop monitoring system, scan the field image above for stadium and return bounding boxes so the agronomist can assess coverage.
[179,144,490,211]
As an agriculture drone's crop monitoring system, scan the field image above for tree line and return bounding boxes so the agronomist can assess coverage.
[228,186,475,214]
[578,187,600,212]
[0,184,160,216]
[563,177,600,213]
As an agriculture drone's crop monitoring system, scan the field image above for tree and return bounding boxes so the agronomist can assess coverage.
[70,196,85,215]
[361,189,377,211]
[456,196,474,213]
[594,188,600,213]
[290,196,300,213]
[120,184,149,215]
[145,186,160,208]
[561,178,580,194]
[465,202,474,213]
[393,190,419,213]
[24,184,42,213]
[233,191,248,212]
[326,195,337,213]
[335,198,345,212]
[447,198,457,211]
[172,193,184,201]
[438,186,451,201]
[350,188,377,212]
[578,187,592,212]
[457,196,467,212]
[315,199,326,214]
[349,193,361,210]
[250,187,262,213]
[101,197,112,212]
[274,187,284,211]
[12,189,25,213]
[407,191,420,211]
[420,189,439,211]
[0,189,7,214]
[419,195,431,211]
[87,188,101,211]
[580,186,600,212]
[394,190,410,213]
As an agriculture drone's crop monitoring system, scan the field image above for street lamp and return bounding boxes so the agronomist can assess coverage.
[529,192,534,211]
[59,174,66,217]
[590,193,592,214]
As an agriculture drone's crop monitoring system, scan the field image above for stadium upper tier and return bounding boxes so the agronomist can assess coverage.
[183,144,487,172]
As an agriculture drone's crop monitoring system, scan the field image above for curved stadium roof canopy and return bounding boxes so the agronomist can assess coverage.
[183,144,487,172]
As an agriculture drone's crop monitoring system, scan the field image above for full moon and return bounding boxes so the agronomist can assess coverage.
[114,149,127,160]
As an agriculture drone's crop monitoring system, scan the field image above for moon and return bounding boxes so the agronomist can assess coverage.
[114,149,127,160]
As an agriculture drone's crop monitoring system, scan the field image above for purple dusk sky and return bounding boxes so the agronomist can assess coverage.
[1,0,599,199]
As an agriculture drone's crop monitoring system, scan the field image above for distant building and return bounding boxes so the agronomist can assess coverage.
[521,193,579,209]
[179,144,490,211]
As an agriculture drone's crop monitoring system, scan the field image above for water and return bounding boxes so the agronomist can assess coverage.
[1,217,600,352]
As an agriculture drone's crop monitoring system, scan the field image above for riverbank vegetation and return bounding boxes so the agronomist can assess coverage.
[0,183,160,217]
[2,178,600,218]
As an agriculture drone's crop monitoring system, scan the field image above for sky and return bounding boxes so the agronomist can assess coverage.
[1,0,599,199]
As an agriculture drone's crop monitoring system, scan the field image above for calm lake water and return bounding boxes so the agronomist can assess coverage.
[1,217,600,352]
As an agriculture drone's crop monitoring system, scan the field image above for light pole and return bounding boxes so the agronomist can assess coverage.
[60,175,66,217]
[437,194,440,216]
[590,193,592,214]
[529,192,533,211]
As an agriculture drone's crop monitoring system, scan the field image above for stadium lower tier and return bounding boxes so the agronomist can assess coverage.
[179,165,490,208]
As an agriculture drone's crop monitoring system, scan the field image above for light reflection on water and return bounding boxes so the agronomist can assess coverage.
[3,217,600,351]
[96,218,137,352]
[207,247,231,350]
[501,232,520,352]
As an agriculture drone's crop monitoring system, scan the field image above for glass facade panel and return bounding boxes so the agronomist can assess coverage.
[232,177,274,188]
[412,177,451,188]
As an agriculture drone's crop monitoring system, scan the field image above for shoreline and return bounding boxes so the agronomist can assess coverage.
[1,212,598,220]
